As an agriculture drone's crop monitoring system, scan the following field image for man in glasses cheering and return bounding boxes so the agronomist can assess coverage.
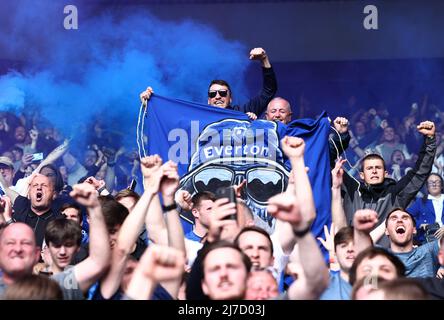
[139,47,277,119]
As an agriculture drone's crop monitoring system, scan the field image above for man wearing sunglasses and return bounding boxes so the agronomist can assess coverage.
[140,47,276,119]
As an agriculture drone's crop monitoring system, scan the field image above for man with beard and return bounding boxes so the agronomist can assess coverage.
[385,208,442,278]
[11,174,62,247]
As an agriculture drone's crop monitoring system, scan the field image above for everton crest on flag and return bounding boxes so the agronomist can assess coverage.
[145,95,331,237]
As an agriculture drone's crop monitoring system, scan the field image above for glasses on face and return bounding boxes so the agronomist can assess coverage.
[192,165,287,205]
[427,181,442,187]
[208,90,228,98]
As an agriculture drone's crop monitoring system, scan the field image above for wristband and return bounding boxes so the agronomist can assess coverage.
[97,186,106,194]
[292,226,311,238]
[162,202,177,212]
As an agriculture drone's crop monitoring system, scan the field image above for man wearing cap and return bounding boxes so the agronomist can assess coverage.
[333,120,437,246]
[384,208,442,278]
[0,157,15,189]
[139,47,277,119]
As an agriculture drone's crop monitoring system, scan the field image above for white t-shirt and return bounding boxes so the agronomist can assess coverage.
[428,194,444,227]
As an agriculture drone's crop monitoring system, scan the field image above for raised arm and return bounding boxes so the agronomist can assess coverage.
[241,48,277,114]
[158,160,186,298]
[125,245,185,300]
[329,117,351,167]
[268,136,329,299]
[274,169,298,255]
[396,121,436,207]
[267,190,329,300]
[100,155,163,298]
[160,161,185,253]
[0,175,19,204]
[70,183,111,293]
[38,139,70,171]
[353,209,378,255]
[331,158,348,229]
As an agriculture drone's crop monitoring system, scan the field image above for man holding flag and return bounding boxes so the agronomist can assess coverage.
[139,47,277,120]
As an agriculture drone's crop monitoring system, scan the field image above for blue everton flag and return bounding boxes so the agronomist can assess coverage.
[146,94,331,238]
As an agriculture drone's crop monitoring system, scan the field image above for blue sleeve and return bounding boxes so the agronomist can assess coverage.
[406,198,422,227]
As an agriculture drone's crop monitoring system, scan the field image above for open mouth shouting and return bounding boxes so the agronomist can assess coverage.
[35,191,44,202]
[395,225,406,234]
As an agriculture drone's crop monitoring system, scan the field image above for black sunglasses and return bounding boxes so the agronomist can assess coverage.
[208,89,228,98]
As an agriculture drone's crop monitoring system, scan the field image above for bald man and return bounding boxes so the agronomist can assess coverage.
[265,97,292,124]
[12,174,62,247]
[0,223,41,295]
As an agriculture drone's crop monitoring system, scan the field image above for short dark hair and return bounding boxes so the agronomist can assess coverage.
[192,191,216,209]
[334,226,354,250]
[208,80,231,94]
[385,207,416,228]
[361,153,385,171]
[234,226,274,256]
[200,240,251,274]
[115,189,140,203]
[99,196,129,231]
[60,203,83,223]
[349,247,405,285]
[45,219,82,247]
[11,146,23,154]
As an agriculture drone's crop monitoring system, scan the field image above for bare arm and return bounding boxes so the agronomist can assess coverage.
[157,161,185,298]
[370,222,387,244]
[145,195,168,245]
[100,156,163,298]
[288,231,329,299]
[274,170,297,255]
[331,158,347,229]
[38,139,70,171]
[353,209,378,255]
[125,245,185,300]
[0,175,19,204]
[268,136,329,299]
[70,183,111,293]
[104,164,116,194]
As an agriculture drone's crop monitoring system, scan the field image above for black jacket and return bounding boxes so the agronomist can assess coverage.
[226,67,277,116]
[341,135,436,226]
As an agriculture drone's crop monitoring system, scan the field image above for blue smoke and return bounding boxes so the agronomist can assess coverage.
[0,0,249,150]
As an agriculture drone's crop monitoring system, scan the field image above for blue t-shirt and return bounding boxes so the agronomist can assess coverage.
[185,230,203,242]
[320,271,351,300]
[389,241,440,278]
